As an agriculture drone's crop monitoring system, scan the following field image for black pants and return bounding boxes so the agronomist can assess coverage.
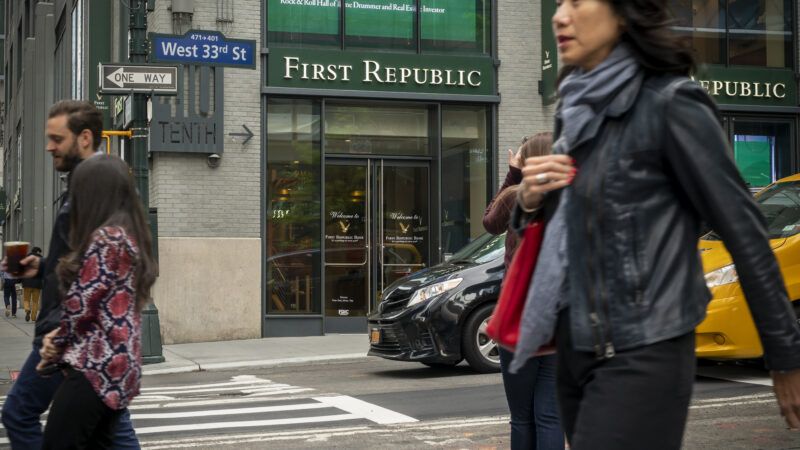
[42,368,123,450]
[3,285,17,315]
[556,312,695,450]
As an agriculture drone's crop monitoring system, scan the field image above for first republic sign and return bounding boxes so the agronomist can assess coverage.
[98,63,178,95]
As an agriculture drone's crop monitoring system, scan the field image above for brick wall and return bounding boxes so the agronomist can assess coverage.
[149,0,262,238]
[496,0,555,187]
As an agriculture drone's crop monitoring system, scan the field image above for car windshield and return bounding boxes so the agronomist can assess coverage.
[705,181,800,241]
[448,233,506,264]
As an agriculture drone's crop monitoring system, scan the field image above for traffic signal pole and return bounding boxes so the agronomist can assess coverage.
[130,0,164,364]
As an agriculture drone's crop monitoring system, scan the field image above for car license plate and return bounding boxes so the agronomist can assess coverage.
[370,328,381,344]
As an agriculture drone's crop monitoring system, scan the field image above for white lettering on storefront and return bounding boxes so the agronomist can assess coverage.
[698,79,787,100]
[284,56,482,89]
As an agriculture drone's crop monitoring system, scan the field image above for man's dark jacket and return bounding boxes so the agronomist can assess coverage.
[32,192,70,345]
[513,73,800,371]
[21,251,43,290]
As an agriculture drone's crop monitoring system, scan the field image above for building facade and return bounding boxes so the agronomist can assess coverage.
[5,1,795,344]
[3,0,120,254]
[672,0,798,190]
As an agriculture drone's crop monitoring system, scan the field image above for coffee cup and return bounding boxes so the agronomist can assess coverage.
[4,242,30,276]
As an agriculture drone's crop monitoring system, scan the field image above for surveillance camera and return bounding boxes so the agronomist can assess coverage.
[207,153,221,168]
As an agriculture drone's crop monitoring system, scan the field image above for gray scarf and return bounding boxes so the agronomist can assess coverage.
[510,43,641,373]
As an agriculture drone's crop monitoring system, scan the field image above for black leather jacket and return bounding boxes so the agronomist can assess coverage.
[516,73,800,371]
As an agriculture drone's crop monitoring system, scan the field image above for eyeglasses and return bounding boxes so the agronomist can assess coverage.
[521,136,530,145]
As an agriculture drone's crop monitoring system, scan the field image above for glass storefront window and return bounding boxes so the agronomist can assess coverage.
[266,99,322,314]
[670,0,726,65]
[669,0,794,69]
[267,0,341,47]
[421,0,491,54]
[728,0,793,68]
[345,0,416,52]
[324,103,431,156]
[441,105,490,256]
[267,0,492,55]
[731,119,792,188]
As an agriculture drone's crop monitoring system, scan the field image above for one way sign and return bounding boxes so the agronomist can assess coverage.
[98,63,178,95]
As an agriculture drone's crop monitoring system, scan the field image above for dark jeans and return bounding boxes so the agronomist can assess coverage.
[499,348,564,450]
[43,368,123,449]
[555,312,696,450]
[1,345,141,450]
[3,286,17,315]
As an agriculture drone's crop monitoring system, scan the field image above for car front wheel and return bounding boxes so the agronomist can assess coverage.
[461,304,501,373]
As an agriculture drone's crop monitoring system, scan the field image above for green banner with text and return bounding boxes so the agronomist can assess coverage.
[267,47,496,96]
[694,66,797,107]
[540,0,557,105]
[89,0,112,128]
[268,0,479,42]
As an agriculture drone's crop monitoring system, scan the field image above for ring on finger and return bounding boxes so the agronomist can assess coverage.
[535,173,550,185]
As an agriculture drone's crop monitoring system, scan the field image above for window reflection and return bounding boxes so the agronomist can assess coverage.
[728,0,793,67]
[266,99,322,314]
[669,0,794,68]
[441,105,490,255]
[324,104,430,156]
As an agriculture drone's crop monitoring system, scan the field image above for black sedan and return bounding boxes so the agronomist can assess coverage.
[368,233,506,373]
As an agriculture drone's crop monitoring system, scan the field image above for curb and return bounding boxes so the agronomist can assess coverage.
[142,353,370,376]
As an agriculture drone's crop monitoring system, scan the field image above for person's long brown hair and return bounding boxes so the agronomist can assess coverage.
[57,155,158,311]
[508,132,554,195]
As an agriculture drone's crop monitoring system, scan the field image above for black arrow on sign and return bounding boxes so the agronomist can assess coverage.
[229,124,254,145]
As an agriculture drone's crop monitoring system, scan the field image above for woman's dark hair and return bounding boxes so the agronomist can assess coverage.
[507,132,555,196]
[557,0,695,83]
[57,155,158,311]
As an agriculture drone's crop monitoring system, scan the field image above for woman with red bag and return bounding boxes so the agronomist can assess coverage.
[513,0,800,449]
[483,132,562,450]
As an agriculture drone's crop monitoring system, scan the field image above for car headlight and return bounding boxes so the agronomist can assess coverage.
[705,264,738,289]
[407,278,463,307]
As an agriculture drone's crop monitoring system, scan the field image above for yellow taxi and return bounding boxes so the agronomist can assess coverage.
[696,174,800,360]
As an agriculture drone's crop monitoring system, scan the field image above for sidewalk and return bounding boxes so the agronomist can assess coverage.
[0,313,370,379]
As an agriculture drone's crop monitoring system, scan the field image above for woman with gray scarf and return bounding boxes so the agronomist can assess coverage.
[513,0,800,449]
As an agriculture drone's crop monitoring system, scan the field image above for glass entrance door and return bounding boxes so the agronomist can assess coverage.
[727,117,795,190]
[324,159,430,333]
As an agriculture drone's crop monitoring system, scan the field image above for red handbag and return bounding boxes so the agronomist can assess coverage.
[486,220,546,351]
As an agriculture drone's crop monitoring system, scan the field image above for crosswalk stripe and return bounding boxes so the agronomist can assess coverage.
[138,417,511,449]
[314,395,417,425]
[132,403,329,420]
[139,376,272,392]
[134,413,360,435]
[128,392,318,410]
[135,384,296,396]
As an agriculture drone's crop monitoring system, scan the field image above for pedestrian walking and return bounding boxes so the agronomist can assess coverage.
[511,1,800,449]
[1,101,141,449]
[483,133,563,450]
[21,247,43,322]
[37,154,157,449]
[2,269,18,318]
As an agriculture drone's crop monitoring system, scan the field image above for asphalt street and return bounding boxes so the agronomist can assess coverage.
[0,358,797,449]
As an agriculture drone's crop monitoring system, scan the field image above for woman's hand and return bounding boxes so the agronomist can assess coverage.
[519,155,577,210]
[39,329,62,363]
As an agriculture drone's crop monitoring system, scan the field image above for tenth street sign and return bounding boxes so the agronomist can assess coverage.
[98,63,178,95]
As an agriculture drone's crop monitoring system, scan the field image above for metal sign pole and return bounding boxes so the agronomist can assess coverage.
[130,0,164,364]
